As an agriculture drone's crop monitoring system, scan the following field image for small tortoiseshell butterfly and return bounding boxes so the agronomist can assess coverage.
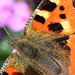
[0,0,75,75]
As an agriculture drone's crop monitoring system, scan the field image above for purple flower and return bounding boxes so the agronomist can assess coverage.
[0,0,30,32]
[12,49,16,53]
[7,2,30,32]
[0,0,14,27]
[0,0,14,8]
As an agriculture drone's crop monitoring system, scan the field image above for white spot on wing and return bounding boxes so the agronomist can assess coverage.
[49,0,60,4]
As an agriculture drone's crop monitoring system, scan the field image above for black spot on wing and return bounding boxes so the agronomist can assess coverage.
[39,0,57,12]
[54,35,70,54]
[48,23,63,32]
[59,14,66,19]
[3,72,8,75]
[34,15,45,24]
[59,6,65,10]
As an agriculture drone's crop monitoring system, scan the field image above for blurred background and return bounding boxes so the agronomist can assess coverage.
[0,0,41,68]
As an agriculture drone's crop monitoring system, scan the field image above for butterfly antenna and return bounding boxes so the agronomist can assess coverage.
[0,23,13,39]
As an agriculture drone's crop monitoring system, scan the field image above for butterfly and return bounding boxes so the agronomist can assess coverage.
[0,0,75,75]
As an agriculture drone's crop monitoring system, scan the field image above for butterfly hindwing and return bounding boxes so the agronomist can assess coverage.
[0,53,43,75]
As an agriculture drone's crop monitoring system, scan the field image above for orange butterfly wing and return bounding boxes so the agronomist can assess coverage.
[5,66,22,75]
[31,0,75,35]
[24,0,75,75]
[68,35,75,75]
